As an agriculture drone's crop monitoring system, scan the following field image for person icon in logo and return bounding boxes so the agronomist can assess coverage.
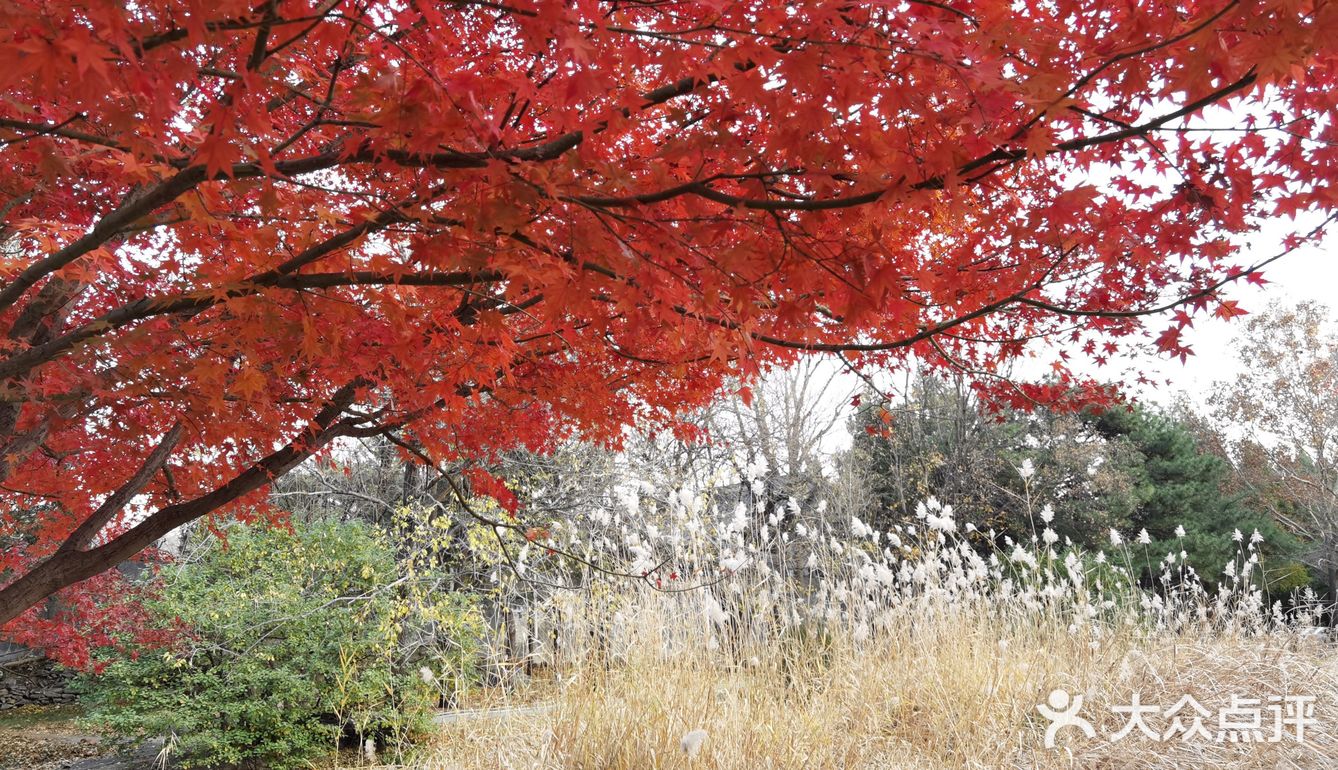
[1037,689,1096,748]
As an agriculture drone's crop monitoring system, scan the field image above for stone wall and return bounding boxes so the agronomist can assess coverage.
[0,654,76,710]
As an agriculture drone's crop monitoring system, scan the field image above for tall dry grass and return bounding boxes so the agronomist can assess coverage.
[422,599,1335,769]
[411,498,1338,769]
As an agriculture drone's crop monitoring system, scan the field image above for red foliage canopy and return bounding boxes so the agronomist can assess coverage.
[0,0,1335,633]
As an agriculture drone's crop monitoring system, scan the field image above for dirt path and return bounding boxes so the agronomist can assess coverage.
[0,704,553,769]
[0,706,165,770]
[0,706,101,769]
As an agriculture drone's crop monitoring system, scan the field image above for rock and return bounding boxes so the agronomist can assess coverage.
[0,656,75,712]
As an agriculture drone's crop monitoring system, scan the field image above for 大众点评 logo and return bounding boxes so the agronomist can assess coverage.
[1037,690,1317,748]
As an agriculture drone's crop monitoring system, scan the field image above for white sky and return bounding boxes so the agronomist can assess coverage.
[805,219,1338,455]
[1126,221,1338,408]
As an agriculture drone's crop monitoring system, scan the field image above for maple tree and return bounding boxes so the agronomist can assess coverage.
[0,0,1336,644]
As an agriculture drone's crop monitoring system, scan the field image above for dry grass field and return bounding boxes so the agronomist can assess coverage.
[421,606,1335,769]
[414,520,1338,770]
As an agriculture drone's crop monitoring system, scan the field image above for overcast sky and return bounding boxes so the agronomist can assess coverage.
[1127,217,1337,408]
[804,218,1337,455]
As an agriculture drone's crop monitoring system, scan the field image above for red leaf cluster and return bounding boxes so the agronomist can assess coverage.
[0,0,1335,648]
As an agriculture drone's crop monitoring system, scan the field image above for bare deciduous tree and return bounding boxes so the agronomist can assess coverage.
[1211,301,1338,592]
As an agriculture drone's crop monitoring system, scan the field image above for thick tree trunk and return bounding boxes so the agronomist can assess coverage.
[0,551,108,628]
[0,383,365,627]
[0,457,304,626]
[0,479,240,624]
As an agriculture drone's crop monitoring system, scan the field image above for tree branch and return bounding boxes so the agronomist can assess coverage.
[0,379,367,626]
[57,423,185,553]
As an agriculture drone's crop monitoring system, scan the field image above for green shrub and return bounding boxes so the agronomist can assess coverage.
[1268,560,1313,594]
[77,520,483,769]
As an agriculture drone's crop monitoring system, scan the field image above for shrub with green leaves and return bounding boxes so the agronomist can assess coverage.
[77,519,483,769]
